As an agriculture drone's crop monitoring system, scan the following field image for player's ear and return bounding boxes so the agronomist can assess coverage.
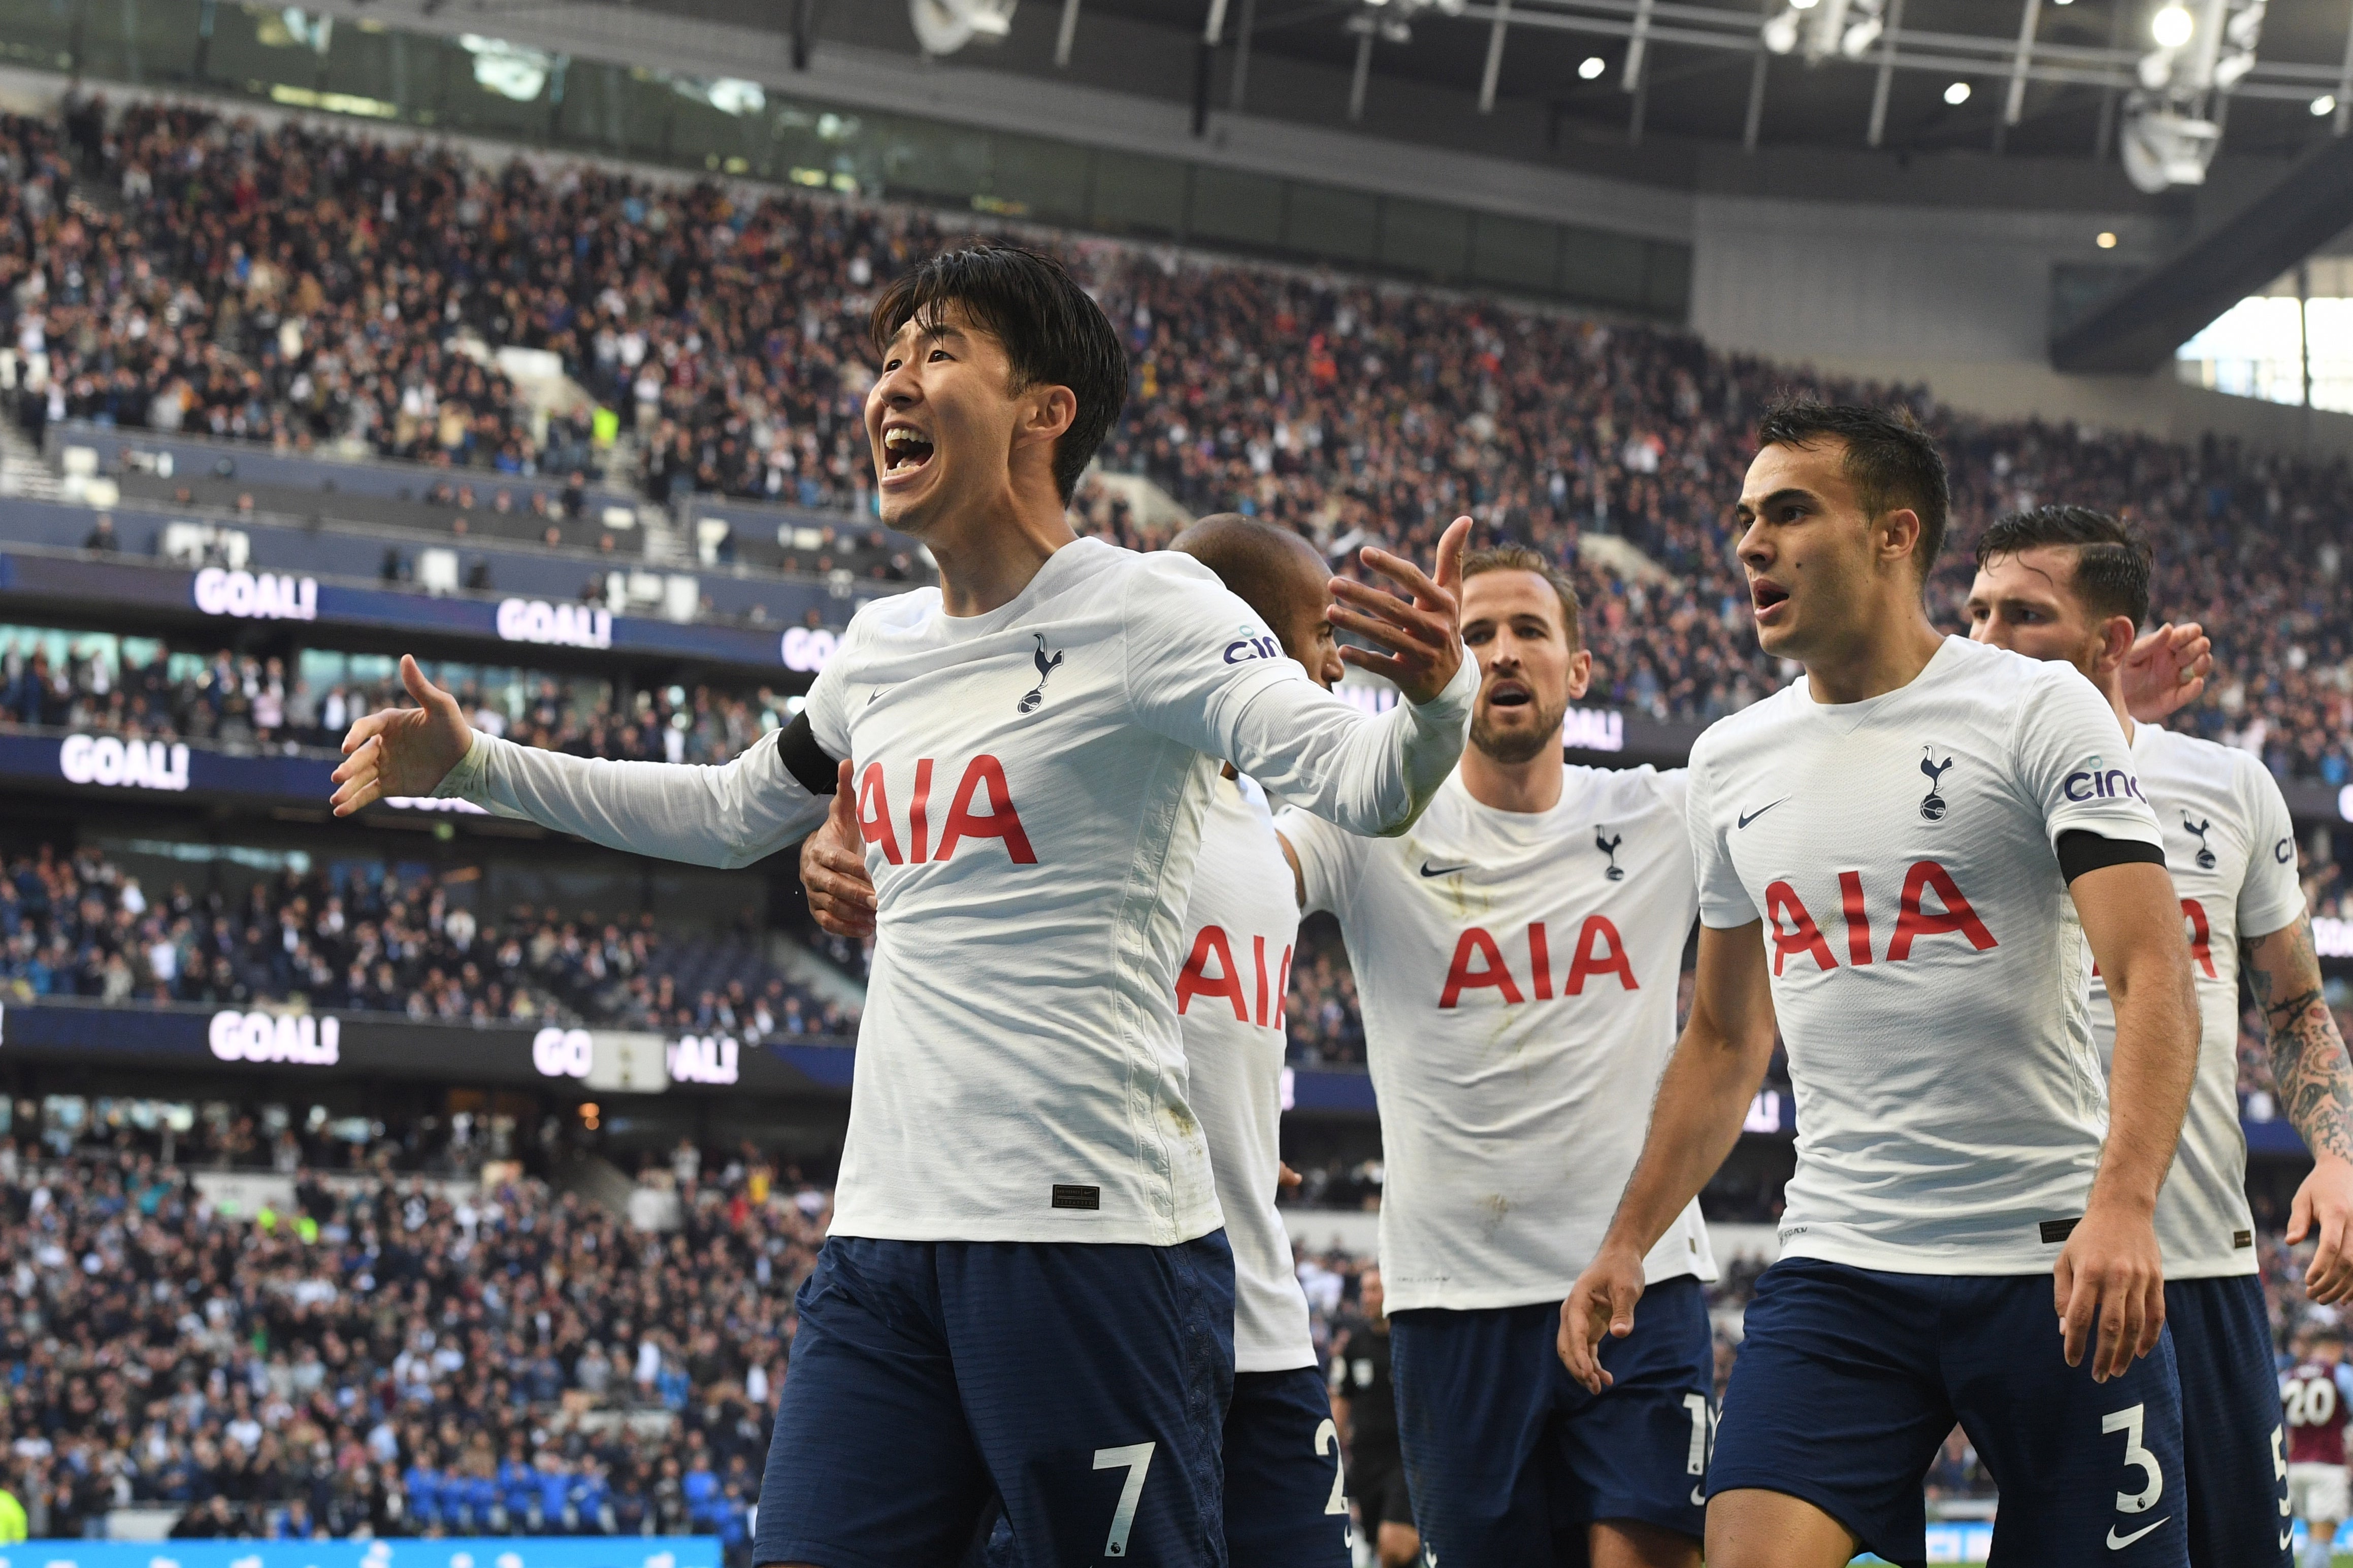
[2094,613,2138,676]
[1565,647,1594,702]
[1877,508,1922,572]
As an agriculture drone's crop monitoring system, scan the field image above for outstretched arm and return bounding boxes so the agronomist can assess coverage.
[2069,859,2199,1380]
[333,656,832,870]
[1558,922,1776,1392]
[2246,915,2353,1304]
[1176,518,1475,839]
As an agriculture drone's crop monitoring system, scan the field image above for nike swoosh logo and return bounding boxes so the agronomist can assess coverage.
[1419,861,1470,878]
[2106,1516,2168,1550]
[2280,1528,2294,1549]
[1737,797,1789,830]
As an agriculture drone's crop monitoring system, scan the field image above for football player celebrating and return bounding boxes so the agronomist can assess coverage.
[331,245,1475,1566]
[1562,402,2201,1568]
[1967,502,2353,1568]
[806,511,1359,1566]
[1279,545,1717,1568]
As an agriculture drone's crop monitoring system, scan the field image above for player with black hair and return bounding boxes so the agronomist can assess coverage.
[1562,401,2204,1568]
[329,243,1478,1565]
[1969,502,2353,1568]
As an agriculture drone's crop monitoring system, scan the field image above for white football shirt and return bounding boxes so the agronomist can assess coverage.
[437,537,1475,1246]
[1181,774,1315,1372]
[2089,722,2303,1278]
[1687,636,2164,1275]
[1281,764,1717,1314]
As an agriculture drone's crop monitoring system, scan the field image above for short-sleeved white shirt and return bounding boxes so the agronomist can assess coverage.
[1179,775,1316,1371]
[2089,722,2305,1278]
[1281,765,1717,1313]
[1686,636,2164,1275]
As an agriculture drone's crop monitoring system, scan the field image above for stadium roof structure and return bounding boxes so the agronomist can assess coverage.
[682,0,2353,178]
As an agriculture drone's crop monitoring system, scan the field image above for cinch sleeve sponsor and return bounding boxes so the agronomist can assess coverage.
[2014,665,2163,853]
[1686,748,1758,929]
[1119,553,1474,839]
[2236,752,2307,940]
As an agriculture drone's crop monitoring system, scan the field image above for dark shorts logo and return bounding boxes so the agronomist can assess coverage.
[2183,814,2216,870]
[1019,633,1065,714]
[1919,750,1953,822]
[1595,827,1625,882]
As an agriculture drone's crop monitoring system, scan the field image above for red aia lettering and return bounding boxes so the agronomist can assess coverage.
[1176,925,1249,1021]
[1175,926,1293,1028]
[1440,927,1524,1009]
[1886,860,1998,960]
[1769,861,1999,973]
[1439,920,1635,1008]
[1562,915,1639,995]
[857,762,903,865]
[2181,897,2217,980]
[856,756,1037,865]
[1765,881,1837,977]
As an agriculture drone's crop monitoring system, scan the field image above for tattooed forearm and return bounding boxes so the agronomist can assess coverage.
[2247,916,2353,1164]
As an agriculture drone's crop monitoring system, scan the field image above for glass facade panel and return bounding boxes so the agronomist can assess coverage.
[1090,148,1189,239]
[1189,164,1285,250]
[1470,212,1558,292]
[1380,198,1469,281]
[1284,183,1378,263]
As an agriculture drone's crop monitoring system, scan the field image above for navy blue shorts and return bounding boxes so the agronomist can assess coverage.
[1224,1366,1351,1567]
[2168,1274,2291,1568]
[1390,1277,1713,1564]
[755,1232,1235,1568]
[1710,1258,2189,1568]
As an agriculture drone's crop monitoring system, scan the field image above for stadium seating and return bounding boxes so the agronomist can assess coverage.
[0,840,852,1037]
[8,97,2350,781]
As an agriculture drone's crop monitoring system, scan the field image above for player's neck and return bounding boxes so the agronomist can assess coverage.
[1459,743,1563,815]
[1801,604,1944,706]
[924,485,1077,618]
[2094,669,2135,744]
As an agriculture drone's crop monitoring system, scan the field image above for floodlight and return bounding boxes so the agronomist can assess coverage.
[1944,80,1971,104]
[2150,6,2194,48]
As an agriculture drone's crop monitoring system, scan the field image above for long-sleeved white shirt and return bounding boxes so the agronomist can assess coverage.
[438,538,1474,1244]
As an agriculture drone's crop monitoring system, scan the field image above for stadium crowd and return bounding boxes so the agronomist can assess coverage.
[7,1108,2349,1537]
[0,630,799,769]
[3,98,2352,783]
[0,840,853,1039]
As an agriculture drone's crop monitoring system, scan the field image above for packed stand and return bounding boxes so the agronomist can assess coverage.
[0,632,797,771]
[0,1138,829,1550]
[8,97,2353,779]
[0,841,855,1038]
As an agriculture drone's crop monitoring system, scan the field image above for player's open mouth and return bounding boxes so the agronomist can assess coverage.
[1751,579,1790,620]
[1485,678,1532,710]
[880,424,935,479]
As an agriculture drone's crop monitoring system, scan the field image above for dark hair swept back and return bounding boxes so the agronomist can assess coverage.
[1975,504,2151,628]
[869,243,1129,504]
[1754,399,1951,584]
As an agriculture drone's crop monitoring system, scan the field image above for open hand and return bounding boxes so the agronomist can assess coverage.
[1327,515,1470,706]
[801,759,877,940]
[329,654,474,815]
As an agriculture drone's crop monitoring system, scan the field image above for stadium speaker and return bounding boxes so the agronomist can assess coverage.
[2119,96,2219,193]
[910,0,1018,54]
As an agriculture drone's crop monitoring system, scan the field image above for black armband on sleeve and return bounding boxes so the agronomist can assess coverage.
[2056,829,2165,883]
[777,711,841,795]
